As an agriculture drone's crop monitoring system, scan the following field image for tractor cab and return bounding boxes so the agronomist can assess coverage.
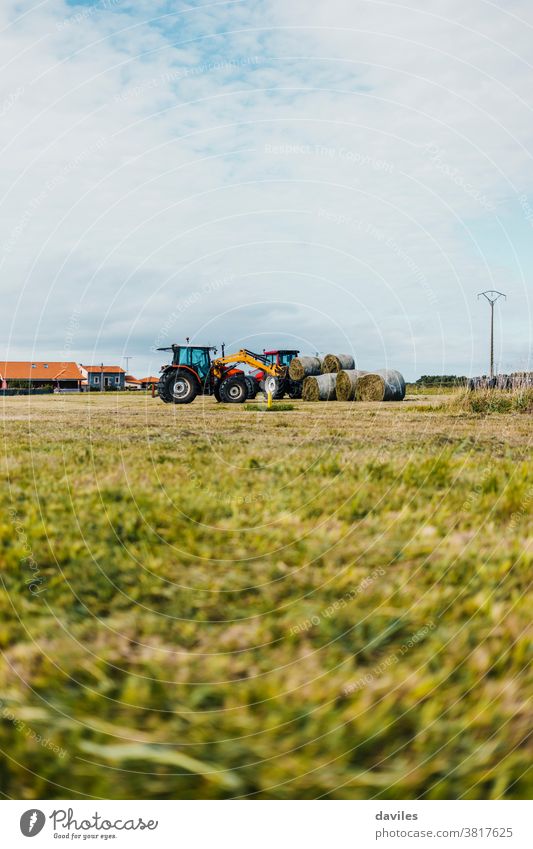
[157,344,214,381]
[263,349,300,368]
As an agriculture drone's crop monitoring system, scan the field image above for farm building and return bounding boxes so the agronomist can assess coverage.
[125,374,159,390]
[138,376,159,389]
[125,374,141,390]
[80,365,126,390]
[0,361,83,390]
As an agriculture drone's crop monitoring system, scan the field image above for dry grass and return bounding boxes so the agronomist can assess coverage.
[0,391,532,799]
[448,388,533,415]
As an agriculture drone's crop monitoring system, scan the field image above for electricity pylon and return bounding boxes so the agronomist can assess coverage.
[477,290,506,379]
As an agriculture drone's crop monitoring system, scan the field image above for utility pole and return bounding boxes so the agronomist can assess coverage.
[123,356,133,374]
[477,290,506,379]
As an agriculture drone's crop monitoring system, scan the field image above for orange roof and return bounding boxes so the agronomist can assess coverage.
[139,376,159,383]
[83,365,125,374]
[0,361,83,381]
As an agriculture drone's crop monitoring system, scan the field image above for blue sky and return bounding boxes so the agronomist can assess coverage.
[1,0,532,379]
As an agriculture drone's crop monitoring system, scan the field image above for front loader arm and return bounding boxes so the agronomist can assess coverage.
[211,349,286,379]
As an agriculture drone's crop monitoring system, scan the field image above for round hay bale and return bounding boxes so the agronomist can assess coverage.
[302,372,337,401]
[356,369,406,402]
[322,354,356,373]
[336,369,368,401]
[289,356,324,381]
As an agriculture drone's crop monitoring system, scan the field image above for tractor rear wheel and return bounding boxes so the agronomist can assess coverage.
[219,376,247,403]
[288,381,302,399]
[158,369,198,404]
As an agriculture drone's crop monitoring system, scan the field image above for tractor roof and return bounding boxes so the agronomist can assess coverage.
[263,349,300,355]
[157,344,215,351]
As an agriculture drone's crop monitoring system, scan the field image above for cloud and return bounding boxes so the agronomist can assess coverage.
[0,0,531,377]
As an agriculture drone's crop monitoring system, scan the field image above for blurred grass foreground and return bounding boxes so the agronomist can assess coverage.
[0,391,531,799]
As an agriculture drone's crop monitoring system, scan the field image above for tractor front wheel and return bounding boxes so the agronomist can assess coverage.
[157,370,173,403]
[263,376,285,400]
[219,376,247,403]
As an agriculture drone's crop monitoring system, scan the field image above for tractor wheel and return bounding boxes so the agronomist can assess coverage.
[288,381,302,399]
[213,382,222,402]
[157,370,179,403]
[263,376,285,400]
[159,369,198,404]
[219,376,247,404]
[245,376,259,399]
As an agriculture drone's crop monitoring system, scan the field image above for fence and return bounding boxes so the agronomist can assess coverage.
[468,372,533,391]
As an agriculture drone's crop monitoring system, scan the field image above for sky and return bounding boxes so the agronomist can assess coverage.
[0,0,532,380]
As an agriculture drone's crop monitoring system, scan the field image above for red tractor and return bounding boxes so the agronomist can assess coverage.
[250,349,302,399]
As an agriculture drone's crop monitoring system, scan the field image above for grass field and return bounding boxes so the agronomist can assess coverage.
[0,391,532,799]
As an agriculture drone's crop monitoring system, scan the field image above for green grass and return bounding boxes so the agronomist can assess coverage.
[406,384,459,395]
[244,402,296,412]
[0,392,531,799]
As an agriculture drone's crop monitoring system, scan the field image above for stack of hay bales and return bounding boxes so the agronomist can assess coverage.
[296,352,406,402]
